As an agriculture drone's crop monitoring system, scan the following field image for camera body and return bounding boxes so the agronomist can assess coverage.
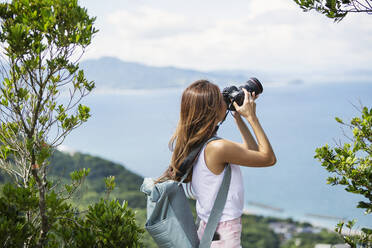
[222,77,263,111]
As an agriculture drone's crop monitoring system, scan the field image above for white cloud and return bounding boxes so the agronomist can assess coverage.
[82,0,372,79]
[57,145,77,155]
[107,7,205,39]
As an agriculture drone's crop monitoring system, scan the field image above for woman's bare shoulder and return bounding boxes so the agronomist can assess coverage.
[204,139,233,174]
[207,138,226,148]
[207,138,236,151]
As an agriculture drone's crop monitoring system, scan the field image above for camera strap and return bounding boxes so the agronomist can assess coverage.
[214,110,229,133]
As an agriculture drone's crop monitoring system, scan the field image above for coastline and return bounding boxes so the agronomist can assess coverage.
[244,204,344,230]
[243,204,364,236]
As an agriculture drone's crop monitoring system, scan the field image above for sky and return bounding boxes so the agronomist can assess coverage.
[79,0,372,80]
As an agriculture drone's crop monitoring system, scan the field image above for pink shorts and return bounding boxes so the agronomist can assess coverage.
[197,217,242,248]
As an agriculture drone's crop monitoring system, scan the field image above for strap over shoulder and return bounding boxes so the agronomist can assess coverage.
[178,136,221,184]
[199,164,231,248]
[176,135,231,247]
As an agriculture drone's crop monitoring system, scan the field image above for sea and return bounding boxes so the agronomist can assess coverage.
[62,81,372,229]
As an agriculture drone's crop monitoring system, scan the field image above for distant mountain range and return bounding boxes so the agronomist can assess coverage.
[80,56,249,89]
[80,57,372,90]
[0,56,370,89]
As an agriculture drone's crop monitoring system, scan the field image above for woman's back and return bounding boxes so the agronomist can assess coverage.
[191,141,244,223]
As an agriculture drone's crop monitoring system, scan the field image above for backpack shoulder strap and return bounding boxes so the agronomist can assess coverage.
[199,164,231,248]
[179,136,221,185]
[178,136,231,247]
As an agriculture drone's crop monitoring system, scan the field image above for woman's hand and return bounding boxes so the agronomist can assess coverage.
[233,88,257,121]
[232,110,242,121]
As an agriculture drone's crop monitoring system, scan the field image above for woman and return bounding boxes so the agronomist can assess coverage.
[158,79,276,247]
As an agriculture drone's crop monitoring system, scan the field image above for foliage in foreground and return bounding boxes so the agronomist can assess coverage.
[0,180,144,247]
[0,1,145,246]
[315,106,372,247]
[0,0,98,246]
[293,0,372,22]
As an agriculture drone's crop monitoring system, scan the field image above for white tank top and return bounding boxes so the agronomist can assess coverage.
[191,142,244,223]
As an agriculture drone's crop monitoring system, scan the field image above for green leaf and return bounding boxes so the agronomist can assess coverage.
[335,117,343,124]
[346,219,356,229]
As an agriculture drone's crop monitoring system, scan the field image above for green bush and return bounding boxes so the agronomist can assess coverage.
[0,182,144,247]
[79,199,144,247]
[0,184,37,247]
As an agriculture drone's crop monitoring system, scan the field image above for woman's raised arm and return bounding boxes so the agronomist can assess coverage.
[208,88,276,168]
[233,111,259,151]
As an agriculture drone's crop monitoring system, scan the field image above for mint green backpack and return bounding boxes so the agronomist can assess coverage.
[140,137,231,248]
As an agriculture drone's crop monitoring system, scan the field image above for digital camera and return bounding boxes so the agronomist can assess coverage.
[222,77,263,111]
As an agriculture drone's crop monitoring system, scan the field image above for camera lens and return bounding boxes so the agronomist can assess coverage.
[222,77,263,111]
[240,77,263,96]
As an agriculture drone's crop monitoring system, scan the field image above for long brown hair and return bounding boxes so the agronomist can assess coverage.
[157,79,225,183]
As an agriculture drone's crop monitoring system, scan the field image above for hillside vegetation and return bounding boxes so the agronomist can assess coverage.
[48,150,146,209]
[1,150,343,247]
